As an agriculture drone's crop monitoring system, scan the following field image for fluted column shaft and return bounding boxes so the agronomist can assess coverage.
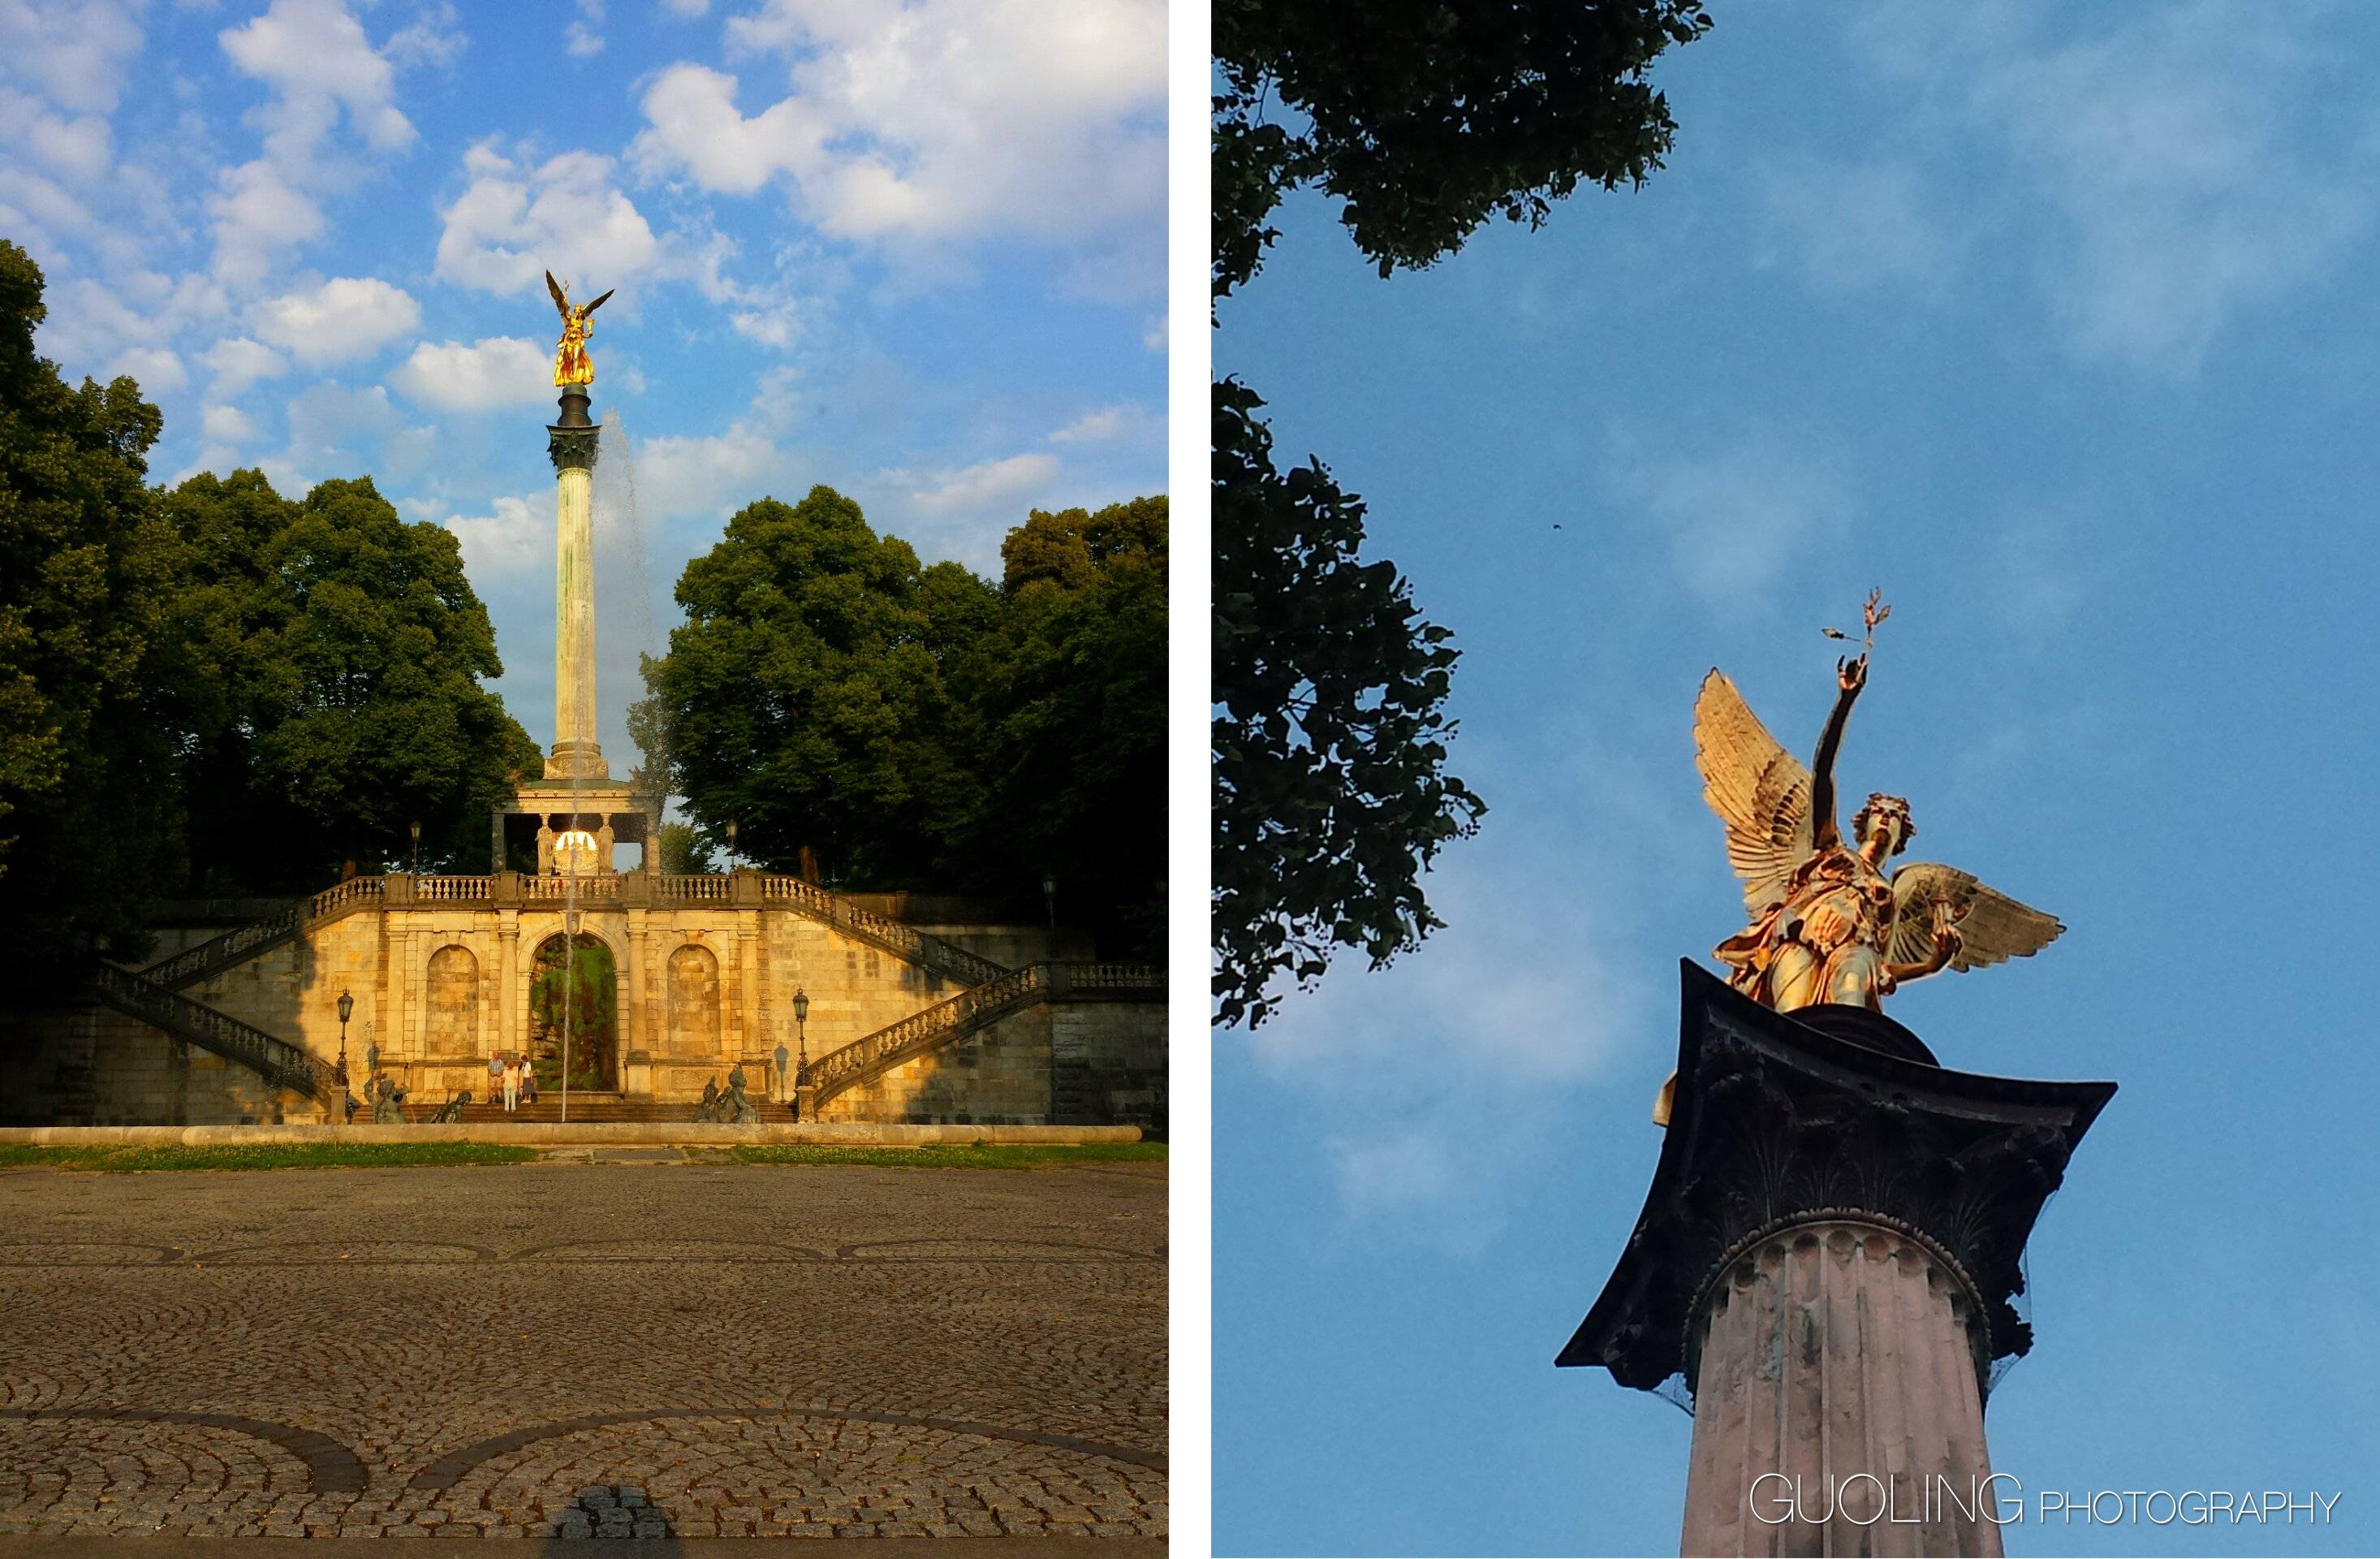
[1681,1217,2001,1557]
[555,462,594,754]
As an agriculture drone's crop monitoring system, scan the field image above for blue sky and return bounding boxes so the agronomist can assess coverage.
[1214,4,2380,1554]
[0,0,1166,819]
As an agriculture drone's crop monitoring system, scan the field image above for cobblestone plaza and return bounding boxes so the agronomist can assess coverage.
[0,1159,1166,1540]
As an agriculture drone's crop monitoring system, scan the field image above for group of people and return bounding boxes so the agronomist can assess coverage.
[484,1052,541,1112]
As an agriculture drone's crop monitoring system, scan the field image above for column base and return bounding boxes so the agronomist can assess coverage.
[544,740,611,781]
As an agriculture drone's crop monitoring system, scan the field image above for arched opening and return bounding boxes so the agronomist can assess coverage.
[528,932,619,1090]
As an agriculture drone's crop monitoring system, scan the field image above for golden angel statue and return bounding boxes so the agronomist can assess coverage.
[1697,640,2062,1017]
[1656,615,2063,1124]
[545,269,614,387]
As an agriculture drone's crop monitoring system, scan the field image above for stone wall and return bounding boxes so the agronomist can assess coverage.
[0,1004,319,1126]
[813,999,1167,1129]
[1054,1001,1168,1132]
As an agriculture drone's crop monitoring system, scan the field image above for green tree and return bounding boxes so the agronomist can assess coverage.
[1213,0,1712,296]
[1211,1,1710,1023]
[0,240,183,970]
[1212,387,1480,1027]
[157,470,540,891]
[640,486,998,886]
[652,821,711,876]
[981,496,1167,957]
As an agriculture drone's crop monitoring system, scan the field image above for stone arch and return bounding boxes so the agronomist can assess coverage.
[425,944,479,1052]
[528,931,619,1089]
[666,944,722,1057]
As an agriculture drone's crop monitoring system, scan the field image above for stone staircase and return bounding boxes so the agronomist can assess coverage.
[89,964,341,1110]
[412,1090,796,1125]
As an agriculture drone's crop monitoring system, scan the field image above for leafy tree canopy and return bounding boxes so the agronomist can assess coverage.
[1212,382,1480,1026]
[154,470,539,892]
[0,240,179,966]
[981,497,1167,957]
[639,486,998,888]
[1214,0,1711,296]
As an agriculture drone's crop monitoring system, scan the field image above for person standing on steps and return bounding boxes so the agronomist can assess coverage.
[487,1052,503,1108]
[520,1060,538,1108]
[502,1054,521,1112]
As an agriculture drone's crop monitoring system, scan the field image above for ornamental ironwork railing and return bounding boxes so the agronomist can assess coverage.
[92,965,342,1107]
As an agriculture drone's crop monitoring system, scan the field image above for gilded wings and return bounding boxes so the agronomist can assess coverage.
[1695,665,2064,982]
[1886,863,2063,973]
[545,269,614,322]
[1693,669,1813,914]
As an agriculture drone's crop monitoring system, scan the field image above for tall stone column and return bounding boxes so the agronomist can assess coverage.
[545,389,606,782]
[1559,963,2115,1557]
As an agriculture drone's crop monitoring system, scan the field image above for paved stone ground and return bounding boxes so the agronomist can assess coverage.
[0,1160,1166,1540]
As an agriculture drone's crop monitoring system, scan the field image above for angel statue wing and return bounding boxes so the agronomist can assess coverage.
[1887,862,2064,974]
[545,269,571,318]
[1694,670,1814,914]
[580,287,614,316]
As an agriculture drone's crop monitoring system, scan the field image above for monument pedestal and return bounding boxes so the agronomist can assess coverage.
[1560,962,2114,1557]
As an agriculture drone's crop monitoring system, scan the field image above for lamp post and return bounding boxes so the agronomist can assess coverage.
[1041,870,1057,936]
[791,987,809,1123]
[726,818,739,872]
[335,989,353,1082]
[409,819,421,877]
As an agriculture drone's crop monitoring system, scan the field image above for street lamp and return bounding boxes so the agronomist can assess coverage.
[792,987,809,1076]
[725,818,739,872]
[335,989,353,1081]
[409,819,421,877]
[1041,870,1057,935]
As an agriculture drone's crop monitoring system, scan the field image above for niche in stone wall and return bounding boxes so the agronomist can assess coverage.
[668,944,721,1055]
[426,944,480,1053]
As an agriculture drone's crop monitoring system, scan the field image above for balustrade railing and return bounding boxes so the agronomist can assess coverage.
[804,965,1047,1103]
[413,875,491,902]
[749,874,1008,985]
[144,876,386,991]
[92,966,341,1107]
[1064,963,1166,991]
[523,872,621,902]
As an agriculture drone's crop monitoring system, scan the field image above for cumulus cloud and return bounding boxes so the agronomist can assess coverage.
[636,421,795,523]
[632,0,1164,249]
[0,0,145,114]
[209,0,419,285]
[901,451,1059,517]
[0,89,112,180]
[219,0,413,158]
[384,2,465,70]
[201,403,256,443]
[248,275,420,365]
[203,335,289,397]
[388,335,553,412]
[435,142,661,296]
[441,492,549,577]
[103,346,187,395]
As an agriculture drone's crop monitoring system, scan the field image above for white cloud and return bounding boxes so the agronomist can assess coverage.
[103,346,187,395]
[209,0,422,286]
[636,421,794,522]
[203,335,288,397]
[902,451,1058,517]
[564,21,601,56]
[248,275,420,365]
[442,492,549,577]
[1050,404,1148,444]
[389,335,554,412]
[0,0,145,114]
[219,0,412,159]
[209,159,324,287]
[383,2,463,69]
[435,142,661,296]
[662,0,708,14]
[1606,424,1852,606]
[201,402,255,443]
[632,0,1165,250]
[0,89,112,180]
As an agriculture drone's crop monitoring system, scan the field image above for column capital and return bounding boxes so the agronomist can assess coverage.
[1559,961,2115,1397]
[547,422,601,473]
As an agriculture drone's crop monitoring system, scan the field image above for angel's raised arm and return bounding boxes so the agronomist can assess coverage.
[1808,654,1866,850]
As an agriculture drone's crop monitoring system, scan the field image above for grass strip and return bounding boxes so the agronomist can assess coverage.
[0,1142,540,1172]
[730,1141,1167,1170]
